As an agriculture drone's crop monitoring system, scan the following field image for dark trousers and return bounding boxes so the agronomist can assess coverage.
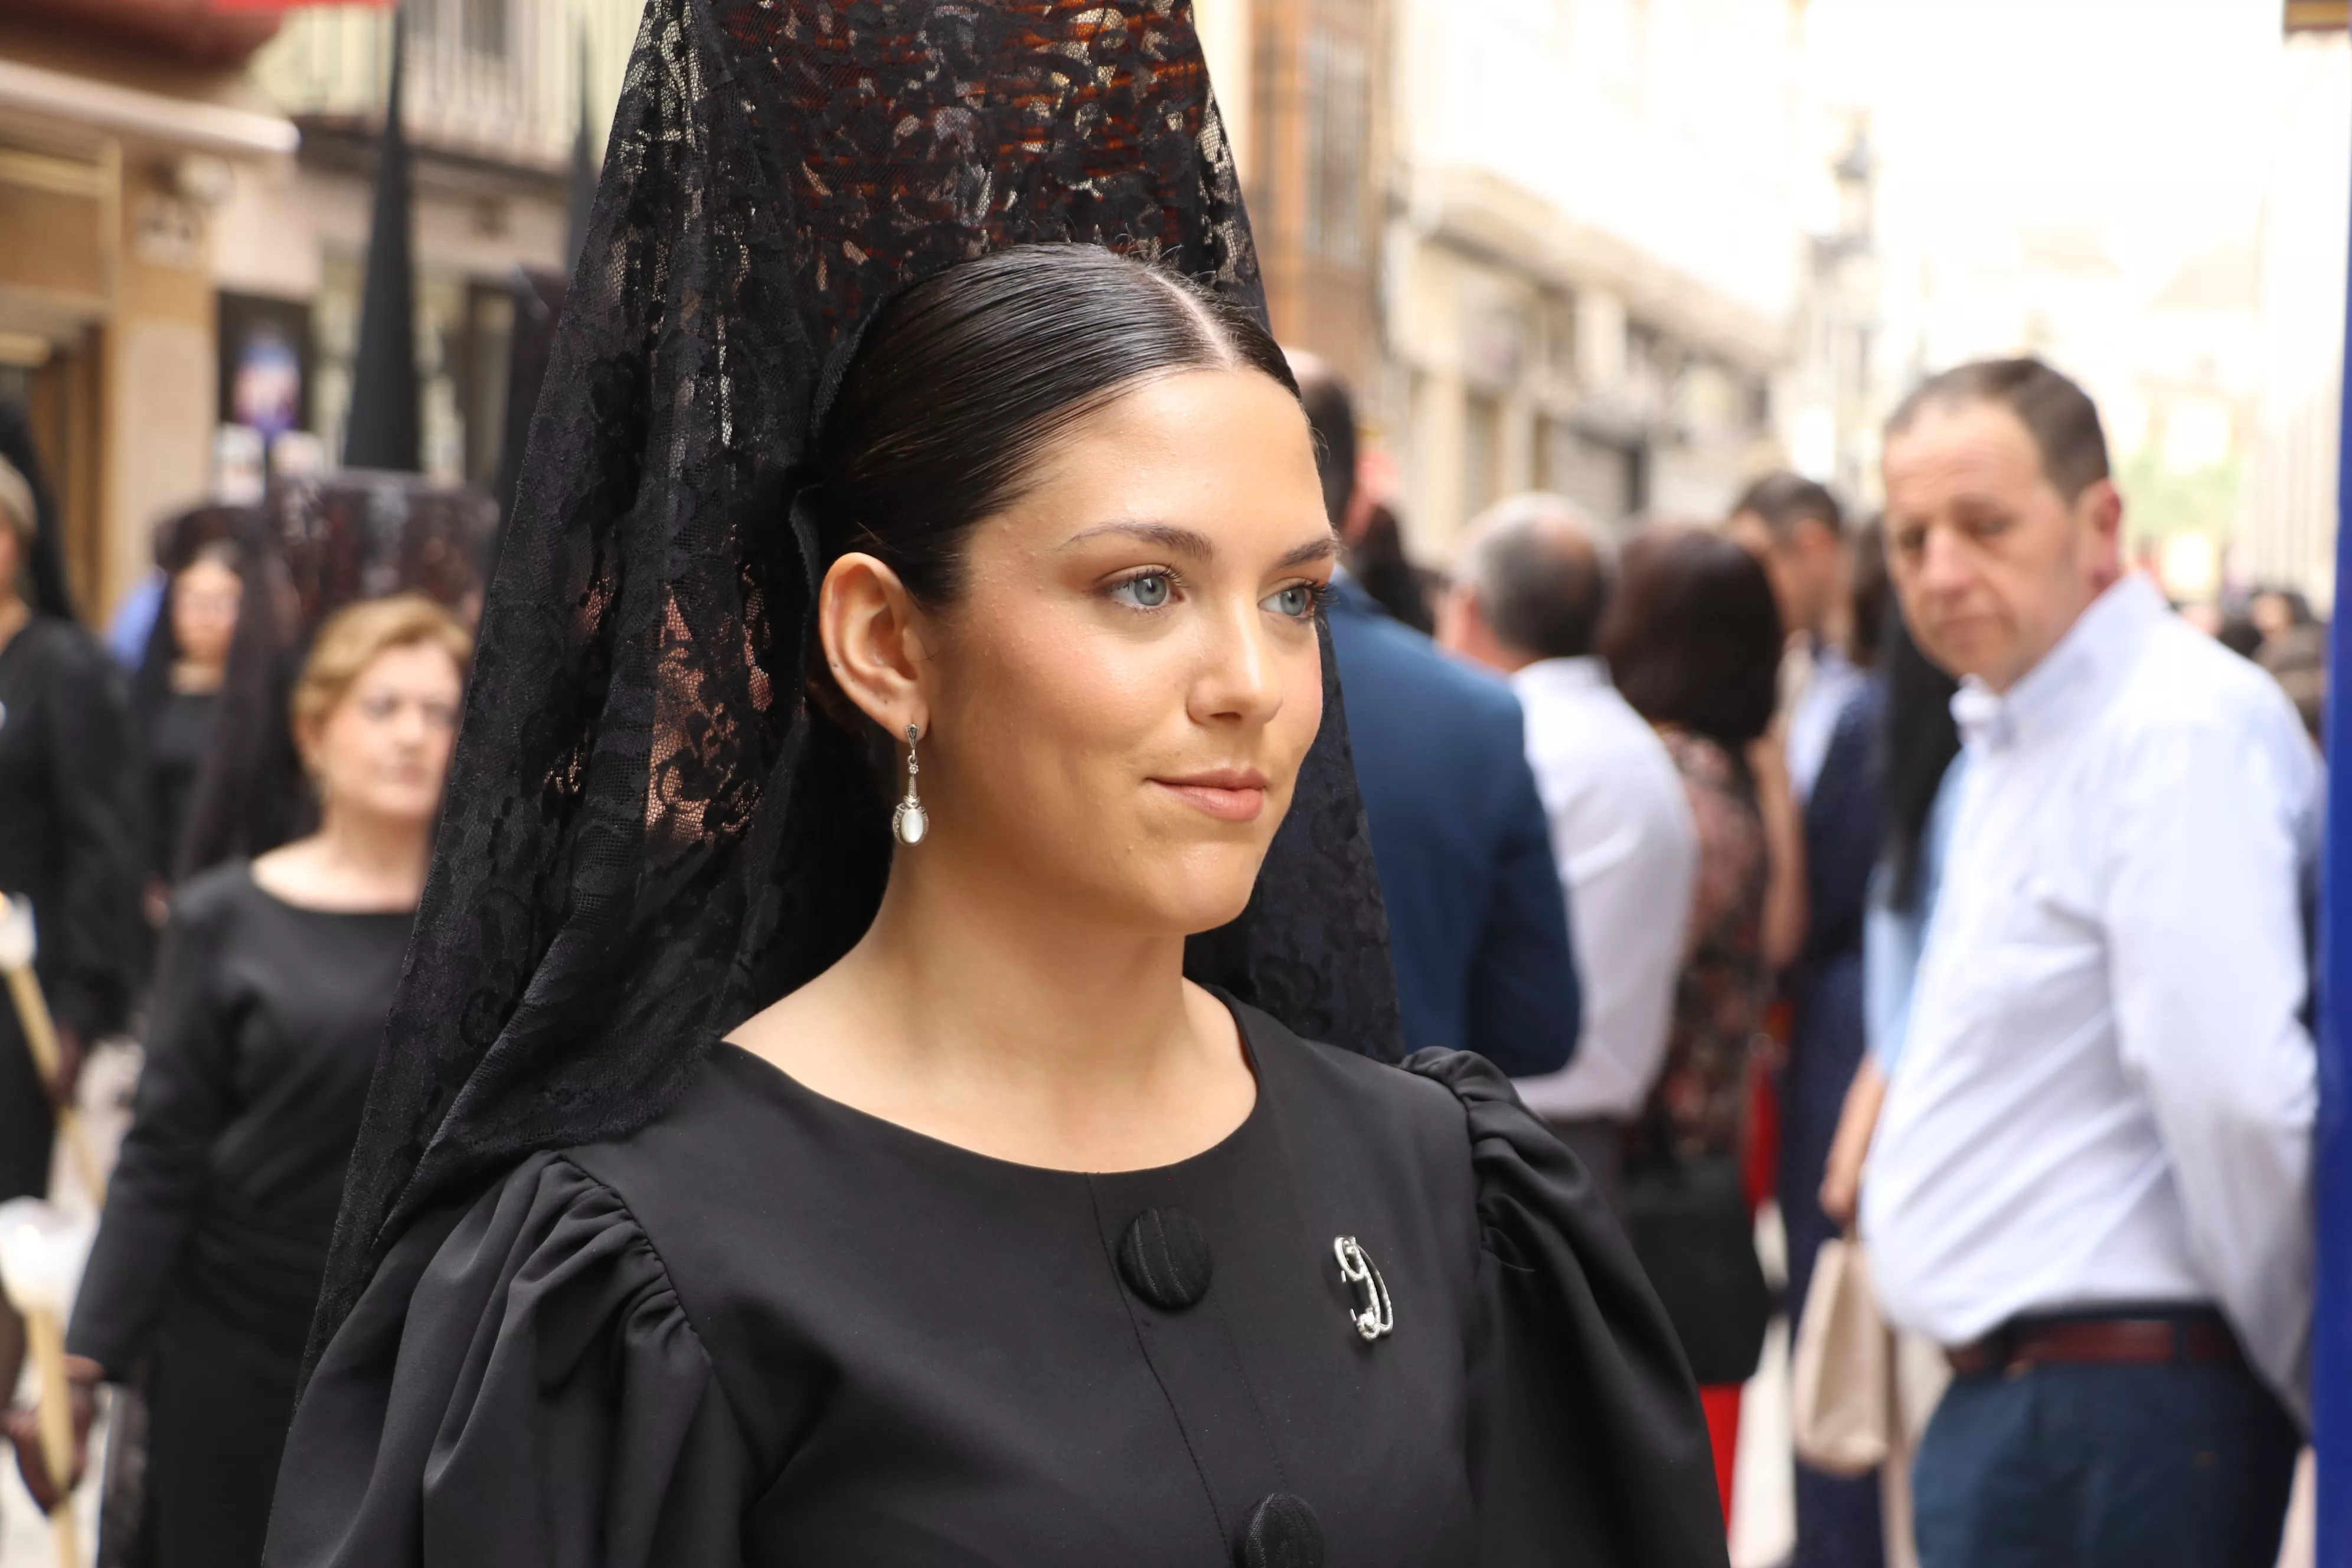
[1913,1355,2300,1568]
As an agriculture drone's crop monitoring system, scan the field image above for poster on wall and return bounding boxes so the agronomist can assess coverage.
[216,290,315,449]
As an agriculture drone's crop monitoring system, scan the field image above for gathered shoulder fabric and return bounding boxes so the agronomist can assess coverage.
[268,1154,750,1568]
[1402,1047,1729,1567]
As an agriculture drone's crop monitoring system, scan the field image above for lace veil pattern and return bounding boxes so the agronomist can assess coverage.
[313,0,1402,1361]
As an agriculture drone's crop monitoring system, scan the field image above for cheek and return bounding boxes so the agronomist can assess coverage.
[938,610,1172,794]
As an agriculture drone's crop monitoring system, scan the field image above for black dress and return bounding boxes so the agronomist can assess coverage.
[69,863,412,1568]
[0,615,139,1201]
[273,1001,1727,1567]
[141,687,220,886]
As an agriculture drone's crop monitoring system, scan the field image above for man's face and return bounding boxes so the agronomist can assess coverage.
[1882,398,2121,692]
[1726,509,1842,642]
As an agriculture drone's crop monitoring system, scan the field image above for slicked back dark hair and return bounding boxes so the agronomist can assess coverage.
[1885,356,2111,502]
[1598,525,1783,749]
[821,244,1302,609]
[1463,494,1610,661]
[1732,469,1844,540]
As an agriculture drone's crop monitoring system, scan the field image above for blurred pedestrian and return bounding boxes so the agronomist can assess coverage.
[1349,501,1438,634]
[1599,524,1799,1521]
[1819,610,1962,1228]
[1291,356,1580,1072]
[1729,473,1858,802]
[1733,481,1892,1568]
[8,595,469,1568]
[1440,493,1697,1211]
[0,446,142,1436]
[1866,358,2314,1568]
[2248,587,2326,744]
[130,515,251,914]
[1289,358,1436,633]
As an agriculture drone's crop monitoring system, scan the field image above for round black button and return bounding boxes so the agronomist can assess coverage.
[1234,1492,1324,1568]
[1116,1207,1212,1311]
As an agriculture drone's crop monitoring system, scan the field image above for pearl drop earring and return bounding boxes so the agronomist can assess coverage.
[893,725,928,845]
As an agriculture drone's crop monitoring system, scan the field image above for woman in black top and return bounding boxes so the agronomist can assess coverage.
[266,8,1726,1567]
[16,595,468,1568]
[131,525,246,903]
[0,440,140,1423]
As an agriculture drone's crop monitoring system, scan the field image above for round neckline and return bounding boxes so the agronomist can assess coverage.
[240,862,416,920]
[713,991,1269,1182]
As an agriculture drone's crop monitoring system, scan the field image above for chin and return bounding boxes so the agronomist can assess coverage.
[1115,858,1268,939]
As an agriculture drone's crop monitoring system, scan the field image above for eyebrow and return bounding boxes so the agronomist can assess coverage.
[1061,518,1341,571]
[1276,533,1341,570]
[1061,520,1216,557]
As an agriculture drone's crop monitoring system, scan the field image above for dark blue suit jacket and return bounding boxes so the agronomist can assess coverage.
[1324,579,1580,1074]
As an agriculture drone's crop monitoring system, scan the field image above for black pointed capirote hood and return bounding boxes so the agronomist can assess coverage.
[341,5,420,472]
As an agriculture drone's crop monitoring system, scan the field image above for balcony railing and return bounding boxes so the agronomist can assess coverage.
[251,0,637,172]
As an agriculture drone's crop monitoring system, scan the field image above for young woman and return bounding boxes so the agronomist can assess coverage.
[12,596,468,1568]
[266,8,1727,1566]
[133,531,245,904]
[1596,524,1796,1520]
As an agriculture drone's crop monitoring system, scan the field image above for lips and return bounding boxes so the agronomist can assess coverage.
[1151,767,1270,824]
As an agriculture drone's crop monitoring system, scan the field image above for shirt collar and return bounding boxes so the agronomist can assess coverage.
[1511,656,1611,697]
[1949,573,2165,753]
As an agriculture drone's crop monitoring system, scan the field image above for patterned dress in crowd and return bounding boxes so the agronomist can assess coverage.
[1636,728,1772,1166]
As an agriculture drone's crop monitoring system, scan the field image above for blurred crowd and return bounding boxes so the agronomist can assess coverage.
[0,346,2322,1568]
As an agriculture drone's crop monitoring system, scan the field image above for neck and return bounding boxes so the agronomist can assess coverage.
[844,841,1198,1096]
[0,592,27,653]
[308,803,433,903]
[171,658,226,694]
[1485,642,1542,674]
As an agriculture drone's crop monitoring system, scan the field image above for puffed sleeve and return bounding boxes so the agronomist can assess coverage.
[1403,1049,1730,1568]
[266,1155,753,1568]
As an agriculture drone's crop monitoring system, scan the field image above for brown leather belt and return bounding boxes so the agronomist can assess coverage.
[1946,1311,2243,1378]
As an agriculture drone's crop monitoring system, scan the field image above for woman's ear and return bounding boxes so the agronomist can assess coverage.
[818,551,930,735]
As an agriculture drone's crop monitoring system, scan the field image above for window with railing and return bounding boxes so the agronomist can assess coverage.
[414,0,511,60]
[1303,25,1368,267]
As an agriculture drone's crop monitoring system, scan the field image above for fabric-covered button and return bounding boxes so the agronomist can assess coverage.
[1234,1492,1324,1568]
[1117,1207,1212,1311]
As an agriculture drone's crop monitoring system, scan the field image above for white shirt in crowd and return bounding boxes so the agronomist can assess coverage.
[1862,574,2321,1418]
[1507,657,1699,1122]
[1786,641,1866,805]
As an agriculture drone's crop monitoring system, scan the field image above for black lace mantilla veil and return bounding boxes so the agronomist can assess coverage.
[311,0,1402,1363]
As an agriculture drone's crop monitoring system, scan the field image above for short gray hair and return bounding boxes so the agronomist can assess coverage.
[1459,492,1610,661]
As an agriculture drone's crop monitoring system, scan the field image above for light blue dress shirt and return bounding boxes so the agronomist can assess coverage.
[1861,751,1968,1076]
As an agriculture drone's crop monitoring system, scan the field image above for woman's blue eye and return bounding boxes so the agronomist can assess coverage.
[1264,584,1317,619]
[1113,573,1173,609]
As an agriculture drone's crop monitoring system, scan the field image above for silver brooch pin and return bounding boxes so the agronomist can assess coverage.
[1332,1236,1393,1342]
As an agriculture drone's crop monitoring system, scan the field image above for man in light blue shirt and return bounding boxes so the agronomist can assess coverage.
[1863,358,2315,1568]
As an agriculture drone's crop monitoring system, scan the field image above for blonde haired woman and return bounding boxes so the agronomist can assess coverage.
[11,594,469,1568]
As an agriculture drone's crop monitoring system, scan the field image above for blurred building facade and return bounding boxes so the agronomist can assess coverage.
[1378,0,1802,554]
[0,0,638,620]
[0,0,296,616]
[233,0,635,492]
[2245,24,2348,610]
[1196,0,1389,401]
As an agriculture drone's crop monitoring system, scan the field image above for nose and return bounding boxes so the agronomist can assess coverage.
[389,698,432,749]
[1190,593,1285,730]
[1915,524,1975,600]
